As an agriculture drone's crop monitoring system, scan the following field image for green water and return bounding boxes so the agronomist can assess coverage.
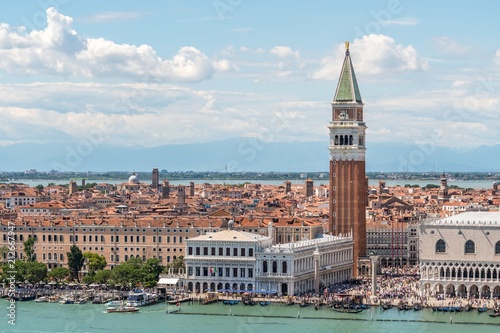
[2,301,499,333]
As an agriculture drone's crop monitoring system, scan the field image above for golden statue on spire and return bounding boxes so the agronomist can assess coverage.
[345,41,349,50]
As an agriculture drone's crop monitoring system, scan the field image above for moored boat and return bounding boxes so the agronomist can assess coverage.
[34,296,48,302]
[107,305,139,313]
[126,289,159,307]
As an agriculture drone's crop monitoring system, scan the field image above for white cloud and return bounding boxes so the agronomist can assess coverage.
[0,8,232,82]
[311,34,428,79]
[0,82,327,146]
[433,36,469,54]
[270,46,300,60]
[495,49,500,65]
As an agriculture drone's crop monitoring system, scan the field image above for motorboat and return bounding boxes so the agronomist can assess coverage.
[106,305,139,313]
[125,289,159,307]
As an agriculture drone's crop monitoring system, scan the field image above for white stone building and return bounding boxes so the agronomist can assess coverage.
[184,223,272,293]
[183,222,354,296]
[255,234,353,295]
[419,211,500,299]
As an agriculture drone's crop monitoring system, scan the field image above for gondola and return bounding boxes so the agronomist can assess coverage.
[222,299,239,305]
[332,306,364,314]
[259,301,270,306]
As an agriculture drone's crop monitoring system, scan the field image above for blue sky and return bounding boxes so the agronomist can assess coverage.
[0,0,499,153]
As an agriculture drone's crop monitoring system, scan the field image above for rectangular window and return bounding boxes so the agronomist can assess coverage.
[248,268,253,278]
[218,247,223,256]
[188,247,193,255]
[203,267,208,276]
[142,236,146,243]
[124,235,128,242]
[115,235,119,242]
[179,236,182,243]
[203,247,208,255]
[153,236,156,243]
[196,247,200,255]
[195,267,200,276]
[233,248,238,256]
[226,248,230,256]
[241,248,246,256]
[249,248,253,257]
[188,267,193,276]
[233,268,238,277]
[225,268,230,277]
[211,247,215,256]
[218,267,223,277]
[111,235,114,242]
[240,268,245,278]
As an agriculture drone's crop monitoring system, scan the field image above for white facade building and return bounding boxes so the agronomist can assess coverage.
[184,224,272,293]
[419,211,500,299]
[255,234,353,295]
[183,222,354,296]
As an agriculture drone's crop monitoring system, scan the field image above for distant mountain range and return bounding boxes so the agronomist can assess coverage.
[0,138,498,172]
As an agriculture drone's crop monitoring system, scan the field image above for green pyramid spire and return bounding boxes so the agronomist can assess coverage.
[333,43,362,104]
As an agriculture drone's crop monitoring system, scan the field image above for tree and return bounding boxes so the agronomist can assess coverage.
[23,236,36,262]
[0,245,8,264]
[0,260,26,284]
[110,257,144,287]
[166,255,185,274]
[82,275,94,285]
[83,252,107,276]
[94,269,112,285]
[24,261,48,284]
[67,245,84,282]
[48,266,70,283]
[35,184,44,192]
[142,258,165,288]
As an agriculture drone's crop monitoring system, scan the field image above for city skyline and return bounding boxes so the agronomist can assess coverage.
[0,1,499,166]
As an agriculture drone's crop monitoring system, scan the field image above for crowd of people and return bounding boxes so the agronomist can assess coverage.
[291,265,498,309]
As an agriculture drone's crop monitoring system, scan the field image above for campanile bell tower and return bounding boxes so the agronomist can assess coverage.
[328,42,367,276]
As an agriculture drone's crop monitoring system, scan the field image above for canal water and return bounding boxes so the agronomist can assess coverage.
[2,300,499,333]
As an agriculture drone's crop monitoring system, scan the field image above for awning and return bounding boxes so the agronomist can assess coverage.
[157,278,179,285]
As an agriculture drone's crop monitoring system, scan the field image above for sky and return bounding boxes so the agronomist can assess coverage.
[0,0,499,155]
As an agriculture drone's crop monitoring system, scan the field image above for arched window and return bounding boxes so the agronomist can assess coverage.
[272,261,278,273]
[435,239,446,253]
[349,135,353,145]
[339,136,344,145]
[263,261,268,273]
[465,240,475,254]
[334,135,339,145]
[495,241,500,254]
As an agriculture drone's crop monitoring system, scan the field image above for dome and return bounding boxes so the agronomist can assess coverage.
[128,173,140,184]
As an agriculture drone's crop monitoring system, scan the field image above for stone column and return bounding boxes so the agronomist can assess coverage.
[313,246,321,293]
[371,256,379,296]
